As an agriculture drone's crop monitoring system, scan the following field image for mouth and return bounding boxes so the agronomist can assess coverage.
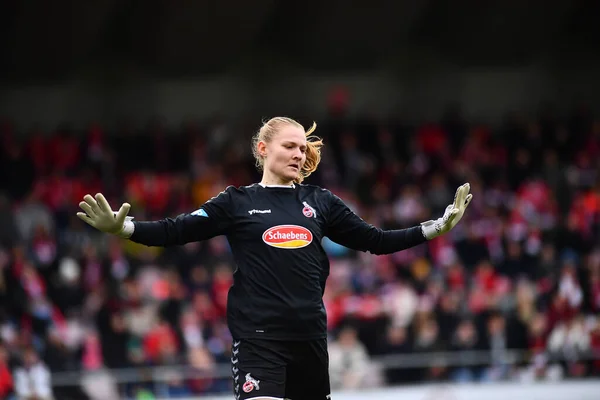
[288,164,299,170]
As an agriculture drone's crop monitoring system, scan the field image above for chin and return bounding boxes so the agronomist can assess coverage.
[282,172,298,183]
[285,174,298,183]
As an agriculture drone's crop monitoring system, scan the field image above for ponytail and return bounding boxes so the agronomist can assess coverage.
[296,121,323,183]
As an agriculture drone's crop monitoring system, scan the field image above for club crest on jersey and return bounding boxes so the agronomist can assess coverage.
[302,201,316,218]
[242,373,260,393]
[262,225,313,249]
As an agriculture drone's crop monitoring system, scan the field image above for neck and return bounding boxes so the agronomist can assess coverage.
[260,173,294,187]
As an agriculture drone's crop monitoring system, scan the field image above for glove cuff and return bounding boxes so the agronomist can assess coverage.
[117,220,135,238]
[420,218,443,240]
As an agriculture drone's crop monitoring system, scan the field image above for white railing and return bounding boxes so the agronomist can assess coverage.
[49,348,600,387]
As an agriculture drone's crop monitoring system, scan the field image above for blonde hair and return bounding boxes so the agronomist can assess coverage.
[252,117,323,184]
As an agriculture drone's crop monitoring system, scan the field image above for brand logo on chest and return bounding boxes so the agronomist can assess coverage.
[262,225,313,249]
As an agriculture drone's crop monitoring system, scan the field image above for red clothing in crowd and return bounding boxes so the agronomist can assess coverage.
[143,323,179,363]
[0,362,12,398]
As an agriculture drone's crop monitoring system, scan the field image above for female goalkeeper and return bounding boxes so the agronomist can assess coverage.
[77,117,472,400]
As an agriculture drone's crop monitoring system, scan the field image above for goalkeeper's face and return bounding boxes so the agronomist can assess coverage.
[263,125,307,184]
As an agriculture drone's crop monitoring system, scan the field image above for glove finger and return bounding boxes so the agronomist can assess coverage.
[452,185,465,209]
[442,204,454,220]
[76,212,95,227]
[83,194,101,215]
[449,207,460,220]
[95,193,112,214]
[464,193,473,207]
[459,183,469,206]
[115,203,131,224]
[79,201,96,218]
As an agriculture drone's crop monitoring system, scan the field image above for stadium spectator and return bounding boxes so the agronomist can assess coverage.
[13,348,53,400]
[0,344,14,400]
[329,325,380,390]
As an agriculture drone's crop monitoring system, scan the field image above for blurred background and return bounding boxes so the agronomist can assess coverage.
[0,1,600,400]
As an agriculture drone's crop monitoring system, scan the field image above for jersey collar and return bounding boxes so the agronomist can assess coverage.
[258,183,295,189]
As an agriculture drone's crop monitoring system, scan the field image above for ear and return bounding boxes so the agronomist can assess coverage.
[257,140,267,158]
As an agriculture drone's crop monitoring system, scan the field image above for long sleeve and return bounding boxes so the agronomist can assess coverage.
[129,186,236,247]
[324,191,427,255]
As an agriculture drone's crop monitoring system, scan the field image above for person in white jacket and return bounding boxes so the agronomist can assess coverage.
[548,315,590,357]
[13,348,53,400]
[328,325,380,390]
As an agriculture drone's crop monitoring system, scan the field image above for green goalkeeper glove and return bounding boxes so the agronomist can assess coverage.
[77,193,134,237]
[420,183,473,240]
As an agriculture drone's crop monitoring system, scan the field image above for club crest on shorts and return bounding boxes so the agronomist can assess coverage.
[242,373,260,393]
[302,201,316,218]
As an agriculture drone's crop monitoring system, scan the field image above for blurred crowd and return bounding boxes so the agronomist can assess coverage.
[0,103,599,399]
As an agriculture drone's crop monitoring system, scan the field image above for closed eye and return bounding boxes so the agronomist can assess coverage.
[283,143,306,152]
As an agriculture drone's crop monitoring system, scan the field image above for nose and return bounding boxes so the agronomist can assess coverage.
[292,149,302,160]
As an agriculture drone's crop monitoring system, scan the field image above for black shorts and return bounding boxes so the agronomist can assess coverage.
[231,338,331,400]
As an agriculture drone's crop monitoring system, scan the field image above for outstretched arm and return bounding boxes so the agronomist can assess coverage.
[325,183,473,255]
[77,189,235,247]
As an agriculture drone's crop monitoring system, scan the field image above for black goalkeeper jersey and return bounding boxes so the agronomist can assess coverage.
[129,183,426,340]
